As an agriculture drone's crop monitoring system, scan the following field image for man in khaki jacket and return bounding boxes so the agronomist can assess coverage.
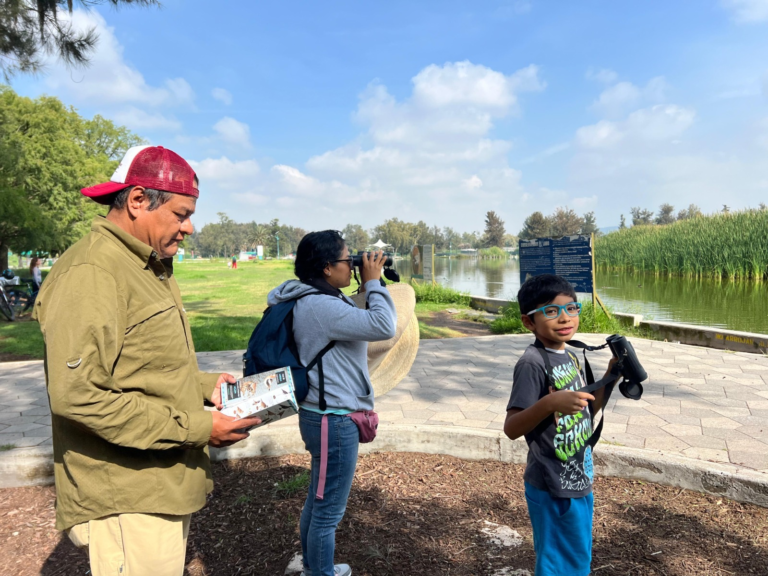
[35,145,260,576]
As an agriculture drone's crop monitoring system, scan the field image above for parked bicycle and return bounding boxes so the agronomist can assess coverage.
[0,270,17,321]
[7,278,38,317]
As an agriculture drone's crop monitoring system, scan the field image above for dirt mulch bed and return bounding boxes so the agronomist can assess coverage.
[423,311,492,337]
[2,453,767,576]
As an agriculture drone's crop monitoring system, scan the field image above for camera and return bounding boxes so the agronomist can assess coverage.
[351,252,394,268]
[605,334,647,400]
[350,252,400,283]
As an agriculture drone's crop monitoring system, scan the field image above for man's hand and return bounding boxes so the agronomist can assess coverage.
[209,412,262,448]
[546,388,595,416]
[211,373,236,410]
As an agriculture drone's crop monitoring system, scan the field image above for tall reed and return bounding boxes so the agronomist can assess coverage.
[596,210,768,281]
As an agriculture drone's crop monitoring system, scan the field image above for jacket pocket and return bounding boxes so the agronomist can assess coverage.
[124,300,189,374]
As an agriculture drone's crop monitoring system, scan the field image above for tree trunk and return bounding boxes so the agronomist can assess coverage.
[0,242,8,272]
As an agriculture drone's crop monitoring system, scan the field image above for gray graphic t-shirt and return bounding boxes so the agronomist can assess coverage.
[507,344,595,499]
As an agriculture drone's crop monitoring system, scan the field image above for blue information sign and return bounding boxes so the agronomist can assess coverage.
[519,235,594,293]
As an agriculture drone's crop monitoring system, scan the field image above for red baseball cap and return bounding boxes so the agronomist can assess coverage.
[81,145,199,204]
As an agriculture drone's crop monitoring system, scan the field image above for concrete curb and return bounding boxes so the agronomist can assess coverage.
[3,423,768,507]
[468,295,768,354]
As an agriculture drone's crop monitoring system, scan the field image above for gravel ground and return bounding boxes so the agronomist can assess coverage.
[2,452,767,576]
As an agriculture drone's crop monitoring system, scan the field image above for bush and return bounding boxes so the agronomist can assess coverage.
[490,301,624,335]
[478,246,510,259]
[410,281,472,306]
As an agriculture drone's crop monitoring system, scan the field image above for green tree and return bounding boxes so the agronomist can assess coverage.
[483,210,505,247]
[549,207,583,237]
[0,85,141,269]
[580,211,598,235]
[619,214,627,229]
[0,0,159,79]
[630,207,654,226]
[677,204,703,220]
[342,224,369,252]
[246,222,270,251]
[519,211,550,239]
[655,203,676,225]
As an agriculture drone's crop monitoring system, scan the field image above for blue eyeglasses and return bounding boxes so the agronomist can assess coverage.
[526,302,582,319]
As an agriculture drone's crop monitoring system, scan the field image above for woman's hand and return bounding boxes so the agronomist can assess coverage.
[361,250,387,284]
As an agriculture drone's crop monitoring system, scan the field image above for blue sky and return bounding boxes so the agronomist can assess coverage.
[10,0,768,235]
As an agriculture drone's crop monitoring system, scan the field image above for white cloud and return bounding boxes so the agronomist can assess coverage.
[190,157,260,189]
[212,88,233,106]
[192,61,543,228]
[591,76,669,118]
[577,105,695,149]
[111,107,182,132]
[592,82,641,118]
[42,10,195,108]
[572,195,598,209]
[213,117,252,148]
[586,68,618,85]
[464,175,484,189]
[722,0,768,22]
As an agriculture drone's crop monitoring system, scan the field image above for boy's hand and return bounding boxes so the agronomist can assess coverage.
[546,388,594,416]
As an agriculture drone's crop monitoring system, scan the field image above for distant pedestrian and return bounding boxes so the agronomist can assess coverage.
[34,145,260,576]
[29,257,42,292]
[232,255,238,269]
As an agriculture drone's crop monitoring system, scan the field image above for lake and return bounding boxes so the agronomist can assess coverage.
[392,257,768,334]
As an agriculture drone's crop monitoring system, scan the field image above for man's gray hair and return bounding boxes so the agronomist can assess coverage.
[110,186,173,212]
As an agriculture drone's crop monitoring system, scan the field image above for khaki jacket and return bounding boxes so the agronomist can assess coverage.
[35,217,218,530]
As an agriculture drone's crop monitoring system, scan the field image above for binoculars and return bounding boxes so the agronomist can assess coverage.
[351,252,394,268]
[605,334,647,400]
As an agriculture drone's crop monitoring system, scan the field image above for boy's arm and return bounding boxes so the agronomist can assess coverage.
[504,390,595,440]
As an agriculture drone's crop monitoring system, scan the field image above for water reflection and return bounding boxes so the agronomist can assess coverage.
[392,256,768,333]
[596,270,768,333]
[395,257,521,300]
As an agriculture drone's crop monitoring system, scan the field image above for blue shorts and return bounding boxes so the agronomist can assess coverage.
[524,482,594,576]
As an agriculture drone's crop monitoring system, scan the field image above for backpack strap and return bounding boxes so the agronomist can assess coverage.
[306,341,336,411]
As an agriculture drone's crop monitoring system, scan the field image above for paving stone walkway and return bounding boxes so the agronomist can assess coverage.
[2,334,768,472]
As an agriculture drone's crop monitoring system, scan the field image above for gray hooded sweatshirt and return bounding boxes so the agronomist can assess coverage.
[267,279,397,413]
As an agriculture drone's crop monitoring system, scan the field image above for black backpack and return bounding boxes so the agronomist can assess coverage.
[243,292,336,411]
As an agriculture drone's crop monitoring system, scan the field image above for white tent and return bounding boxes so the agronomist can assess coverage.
[371,239,391,249]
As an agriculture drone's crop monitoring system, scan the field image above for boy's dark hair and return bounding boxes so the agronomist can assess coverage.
[294,230,346,283]
[517,274,577,315]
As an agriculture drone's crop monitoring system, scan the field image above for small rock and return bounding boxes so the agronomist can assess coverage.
[284,552,303,575]
[446,308,460,314]
[480,521,523,548]
[491,569,531,576]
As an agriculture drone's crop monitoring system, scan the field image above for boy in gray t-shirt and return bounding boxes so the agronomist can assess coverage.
[504,274,617,576]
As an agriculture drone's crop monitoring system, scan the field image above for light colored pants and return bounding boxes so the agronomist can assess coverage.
[67,513,191,576]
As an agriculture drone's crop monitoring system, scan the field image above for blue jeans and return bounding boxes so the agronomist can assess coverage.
[299,410,359,576]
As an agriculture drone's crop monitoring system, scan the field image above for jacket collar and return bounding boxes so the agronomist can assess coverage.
[91,216,161,270]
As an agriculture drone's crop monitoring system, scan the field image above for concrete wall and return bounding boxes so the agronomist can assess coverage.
[468,296,768,355]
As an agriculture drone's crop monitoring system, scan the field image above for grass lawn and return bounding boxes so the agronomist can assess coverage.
[0,259,471,361]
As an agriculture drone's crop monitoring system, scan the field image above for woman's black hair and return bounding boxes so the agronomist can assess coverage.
[294,230,346,283]
[517,274,577,315]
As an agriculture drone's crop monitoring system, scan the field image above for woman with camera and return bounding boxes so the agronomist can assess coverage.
[268,230,396,576]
